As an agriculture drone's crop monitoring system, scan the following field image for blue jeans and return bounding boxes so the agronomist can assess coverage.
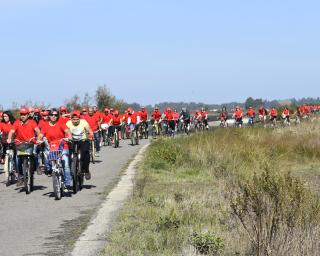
[94,131,101,152]
[45,149,71,187]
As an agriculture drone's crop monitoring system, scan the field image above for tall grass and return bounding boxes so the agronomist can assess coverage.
[104,120,320,255]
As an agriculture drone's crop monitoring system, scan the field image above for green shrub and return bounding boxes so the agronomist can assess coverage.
[191,231,224,255]
[156,209,181,231]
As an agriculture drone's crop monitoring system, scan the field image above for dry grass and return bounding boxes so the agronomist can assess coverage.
[104,119,320,255]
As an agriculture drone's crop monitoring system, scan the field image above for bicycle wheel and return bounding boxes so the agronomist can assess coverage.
[91,140,95,164]
[52,170,62,200]
[114,131,119,148]
[131,130,135,145]
[4,154,9,183]
[7,154,15,185]
[135,130,139,145]
[71,156,78,194]
[144,126,149,139]
[23,158,33,194]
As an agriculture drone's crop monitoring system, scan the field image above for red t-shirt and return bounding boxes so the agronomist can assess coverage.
[12,119,38,144]
[165,112,174,121]
[234,110,243,119]
[59,116,70,126]
[38,119,49,131]
[140,111,148,122]
[271,109,278,116]
[102,113,112,124]
[173,112,180,121]
[41,122,68,150]
[128,112,139,124]
[0,122,13,142]
[152,111,162,121]
[112,115,122,125]
[247,109,255,117]
[93,111,102,121]
[201,111,208,119]
[84,114,100,131]
[283,109,289,116]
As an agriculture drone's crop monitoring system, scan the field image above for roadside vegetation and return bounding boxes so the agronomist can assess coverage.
[104,120,320,255]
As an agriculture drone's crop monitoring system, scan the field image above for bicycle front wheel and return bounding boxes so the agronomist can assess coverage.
[23,158,33,194]
[52,171,62,200]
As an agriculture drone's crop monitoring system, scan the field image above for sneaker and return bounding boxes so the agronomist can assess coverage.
[37,165,44,175]
[85,171,91,180]
[95,152,100,157]
[16,178,24,187]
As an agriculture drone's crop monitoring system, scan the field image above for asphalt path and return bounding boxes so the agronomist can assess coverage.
[0,139,148,256]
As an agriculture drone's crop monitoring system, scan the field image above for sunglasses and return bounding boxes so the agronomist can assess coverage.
[20,113,28,116]
[50,114,59,117]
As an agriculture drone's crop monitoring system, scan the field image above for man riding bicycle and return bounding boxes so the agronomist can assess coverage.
[246,106,256,126]
[7,107,43,186]
[84,107,101,157]
[151,106,162,135]
[233,106,243,127]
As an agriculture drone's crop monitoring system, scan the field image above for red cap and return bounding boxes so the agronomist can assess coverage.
[20,107,29,114]
[59,106,67,111]
[114,110,119,115]
[43,110,49,116]
[72,110,81,117]
[34,108,40,113]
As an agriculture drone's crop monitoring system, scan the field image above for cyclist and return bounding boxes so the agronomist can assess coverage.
[0,111,15,164]
[200,107,209,130]
[7,107,43,186]
[219,106,228,127]
[282,107,290,125]
[163,107,175,135]
[246,106,256,126]
[109,110,122,142]
[84,107,101,157]
[258,106,268,127]
[40,109,72,191]
[233,106,243,127]
[151,106,162,135]
[270,107,278,126]
[33,108,42,124]
[101,108,112,141]
[39,110,49,130]
[66,110,93,180]
[59,106,70,125]
[139,107,148,137]
[127,108,140,137]
[179,107,191,132]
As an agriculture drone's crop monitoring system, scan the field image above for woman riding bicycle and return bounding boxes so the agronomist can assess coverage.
[0,111,15,164]
[66,110,93,180]
[40,109,72,191]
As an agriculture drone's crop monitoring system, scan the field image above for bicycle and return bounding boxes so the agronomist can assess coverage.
[139,121,149,139]
[15,139,35,194]
[130,124,139,146]
[69,140,84,194]
[3,143,16,186]
[89,136,96,164]
[48,140,65,200]
[113,126,120,148]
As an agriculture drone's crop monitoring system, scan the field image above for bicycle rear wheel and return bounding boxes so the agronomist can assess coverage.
[114,131,119,148]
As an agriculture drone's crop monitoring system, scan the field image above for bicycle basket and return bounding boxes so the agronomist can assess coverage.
[16,143,34,156]
[48,150,62,161]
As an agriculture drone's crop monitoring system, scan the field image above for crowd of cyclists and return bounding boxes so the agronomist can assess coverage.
[0,103,318,199]
[0,105,209,199]
[219,104,320,128]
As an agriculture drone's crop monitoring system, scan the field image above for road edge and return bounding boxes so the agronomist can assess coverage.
[70,143,150,256]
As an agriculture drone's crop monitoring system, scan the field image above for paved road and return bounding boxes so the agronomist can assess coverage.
[0,139,148,256]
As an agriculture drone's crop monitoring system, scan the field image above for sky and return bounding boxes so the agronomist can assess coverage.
[0,0,319,108]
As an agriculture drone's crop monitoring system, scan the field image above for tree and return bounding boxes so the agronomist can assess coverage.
[95,85,116,110]
[65,94,82,110]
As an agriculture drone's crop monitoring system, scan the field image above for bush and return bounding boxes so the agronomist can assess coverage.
[230,167,320,255]
[191,231,224,255]
[156,209,181,231]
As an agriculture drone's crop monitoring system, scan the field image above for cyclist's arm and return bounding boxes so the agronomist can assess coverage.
[84,123,94,139]
[7,129,15,143]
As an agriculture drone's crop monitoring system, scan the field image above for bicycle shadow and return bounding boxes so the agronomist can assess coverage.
[42,191,73,198]
[81,184,96,190]
[15,185,47,193]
